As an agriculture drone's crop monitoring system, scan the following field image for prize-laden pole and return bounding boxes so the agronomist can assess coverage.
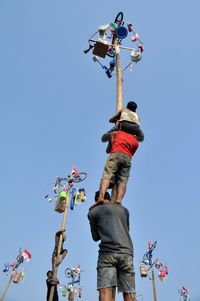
[151,268,157,301]
[111,40,123,203]
[0,272,14,301]
[115,43,123,112]
[48,193,70,301]
[111,39,123,300]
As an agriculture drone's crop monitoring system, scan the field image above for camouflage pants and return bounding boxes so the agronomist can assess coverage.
[102,152,131,184]
[97,252,135,293]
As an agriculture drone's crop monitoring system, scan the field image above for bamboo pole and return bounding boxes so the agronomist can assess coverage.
[115,43,123,112]
[48,193,70,301]
[0,272,13,301]
[151,268,157,301]
[111,40,123,204]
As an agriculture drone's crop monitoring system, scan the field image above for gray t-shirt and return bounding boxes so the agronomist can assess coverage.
[88,203,133,256]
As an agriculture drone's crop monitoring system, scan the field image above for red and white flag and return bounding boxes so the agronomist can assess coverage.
[71,166,79,177]
[131,33,139,42]
[22,249,32,262]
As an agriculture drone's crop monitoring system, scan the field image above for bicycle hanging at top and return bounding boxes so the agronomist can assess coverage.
[84,11,144,78]
[44,166,87,213]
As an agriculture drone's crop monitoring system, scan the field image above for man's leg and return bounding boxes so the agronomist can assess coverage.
[97,253,117,301]
[117,254,136,300]
[99,287,115,301]
[116,154,131,204]
[98,178,111,201]
[55,249,67,267]
[120,121,144,142]
[116,182,127,204]
[99,153,118,201]
[123,292,135,301]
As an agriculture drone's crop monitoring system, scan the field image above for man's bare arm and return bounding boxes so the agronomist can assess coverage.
[109,109,122,123]
[101,127,117,142]
[88,212,101,241]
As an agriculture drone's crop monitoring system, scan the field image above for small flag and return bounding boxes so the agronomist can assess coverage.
[22,249,32,262]
[158,268,167,282]
[72,166,79,177]
[131,33,139,42]
[72,264,81,276]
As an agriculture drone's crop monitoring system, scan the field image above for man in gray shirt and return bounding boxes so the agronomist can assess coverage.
[88,191,136,301]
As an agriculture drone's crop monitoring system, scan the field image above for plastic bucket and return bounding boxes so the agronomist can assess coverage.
[116,26,128,39]
[59,191,67,201]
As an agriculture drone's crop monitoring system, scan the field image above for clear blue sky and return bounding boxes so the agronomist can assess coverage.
[0,1,199,300]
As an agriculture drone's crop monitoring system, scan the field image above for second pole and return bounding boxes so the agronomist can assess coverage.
[48,193,70,301]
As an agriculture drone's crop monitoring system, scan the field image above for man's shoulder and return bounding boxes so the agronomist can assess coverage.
[100,203,130,215]
[88,203,112,216]
[120,204,129,211]
[114,204,129,215]
[88,205,101,218]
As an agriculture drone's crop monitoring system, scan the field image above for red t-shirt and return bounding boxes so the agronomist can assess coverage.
[110,131,139,158]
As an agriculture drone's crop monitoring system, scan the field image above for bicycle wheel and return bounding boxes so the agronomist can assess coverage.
[65,268,72,278]
[114,12,123,26]
[72,172,87,183]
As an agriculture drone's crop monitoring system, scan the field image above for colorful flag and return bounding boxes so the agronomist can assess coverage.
[22,249,32,262]
[131,33,139,42]
[72,166,79,177]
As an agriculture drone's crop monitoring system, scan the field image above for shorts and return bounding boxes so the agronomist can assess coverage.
[119,121,144,142]
[97,252,135,293]
[102,152,131,184]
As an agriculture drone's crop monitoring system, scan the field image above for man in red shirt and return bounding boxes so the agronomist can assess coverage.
[98,129,139,204]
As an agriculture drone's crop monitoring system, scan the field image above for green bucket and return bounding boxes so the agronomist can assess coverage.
[59,190,67,201]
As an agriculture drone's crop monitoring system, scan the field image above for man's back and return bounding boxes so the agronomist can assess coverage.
[119,108,140,125]
[88,203,133,256]
[110,131,139,158]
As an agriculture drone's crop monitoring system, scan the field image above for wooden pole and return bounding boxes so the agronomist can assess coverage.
[151,268,157,301]
[115,43,123,112]
[111,40,123,204]
[0,273,13,301]
[48,193,70,301]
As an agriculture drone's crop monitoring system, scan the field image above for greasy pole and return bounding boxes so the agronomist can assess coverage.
[151,268,157,301]
[0,273,13,301]
[111,39,123,203]
[115,42,123,112]
[48,193,70,301]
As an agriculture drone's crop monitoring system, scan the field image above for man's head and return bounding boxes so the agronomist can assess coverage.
[94,191,111,202]
[126,101,137,112]
[47,270,53,278]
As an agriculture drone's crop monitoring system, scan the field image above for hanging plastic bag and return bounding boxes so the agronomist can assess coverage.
[140,264,147,278]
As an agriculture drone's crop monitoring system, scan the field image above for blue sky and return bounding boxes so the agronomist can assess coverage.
[0,0,200,300]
